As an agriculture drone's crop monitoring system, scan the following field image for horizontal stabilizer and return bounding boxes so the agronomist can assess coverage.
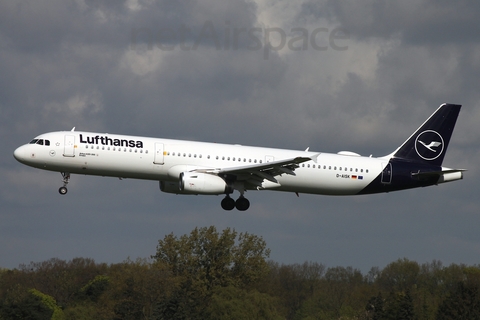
[412,169,465,184]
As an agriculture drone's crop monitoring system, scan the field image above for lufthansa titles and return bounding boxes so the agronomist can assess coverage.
[79,134,143,148]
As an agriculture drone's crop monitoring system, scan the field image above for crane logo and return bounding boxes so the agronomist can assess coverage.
[415,130,444,160]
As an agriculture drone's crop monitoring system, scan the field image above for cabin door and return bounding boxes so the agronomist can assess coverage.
[154,143,164,165]
[381,162,392,184]
[63,135,75,157]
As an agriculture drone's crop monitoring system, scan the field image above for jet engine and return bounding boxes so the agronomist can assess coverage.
[159,173,233,195]
[159,180,184,194]
[179,172,233,195]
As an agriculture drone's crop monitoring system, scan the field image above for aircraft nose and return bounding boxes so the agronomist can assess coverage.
[13,145,25,162]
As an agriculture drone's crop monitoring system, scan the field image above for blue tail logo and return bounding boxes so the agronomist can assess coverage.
[415,130,444,161]
[392,103,460,166]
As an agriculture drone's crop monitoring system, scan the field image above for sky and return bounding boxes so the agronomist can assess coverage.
[1,0,480,273]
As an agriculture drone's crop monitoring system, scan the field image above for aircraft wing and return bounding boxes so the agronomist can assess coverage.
[194,154,319,187]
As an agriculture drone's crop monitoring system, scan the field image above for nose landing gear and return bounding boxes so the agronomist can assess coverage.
[59,172,70,195]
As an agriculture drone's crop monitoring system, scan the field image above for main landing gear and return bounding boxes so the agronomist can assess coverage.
[221,195,250,211]
[59,172,70,195]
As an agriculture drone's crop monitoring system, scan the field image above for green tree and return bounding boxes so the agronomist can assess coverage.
[383,290,415,320]
[205,286,283,320]
[378,258,420,293]
[79,275,110,302]
[436,281,480,319]
[0,289,53,320]
[365,292,385,320]
[100,259,176,320]
[151,226,272,318]
[29,289,65,320]
[152,226,271,289]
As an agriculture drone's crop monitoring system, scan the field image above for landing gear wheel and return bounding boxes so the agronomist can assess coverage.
[235,197,250,211]
[59,186,68,195]
[59,172,70,195]
[221,196,235,211]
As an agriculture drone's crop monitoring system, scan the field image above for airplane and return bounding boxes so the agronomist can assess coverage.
[13,103,464,211]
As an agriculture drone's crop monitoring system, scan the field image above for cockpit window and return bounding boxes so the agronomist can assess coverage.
[28,139,50,146]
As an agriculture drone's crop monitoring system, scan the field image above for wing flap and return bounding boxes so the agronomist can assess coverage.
[193,154,319,185]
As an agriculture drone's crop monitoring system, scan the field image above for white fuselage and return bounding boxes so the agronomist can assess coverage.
[13,131,384,196]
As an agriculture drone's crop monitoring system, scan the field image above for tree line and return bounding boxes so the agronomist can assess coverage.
[1,226,479,319]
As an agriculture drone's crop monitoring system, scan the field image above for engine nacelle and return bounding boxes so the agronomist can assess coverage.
[159,180,187,194]
[180,172,233,195]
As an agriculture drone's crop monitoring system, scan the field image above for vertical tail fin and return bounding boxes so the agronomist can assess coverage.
[391,103,461,166]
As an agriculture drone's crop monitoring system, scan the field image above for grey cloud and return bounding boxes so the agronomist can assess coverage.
[2,0,480,272]
[302,0,480,45]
